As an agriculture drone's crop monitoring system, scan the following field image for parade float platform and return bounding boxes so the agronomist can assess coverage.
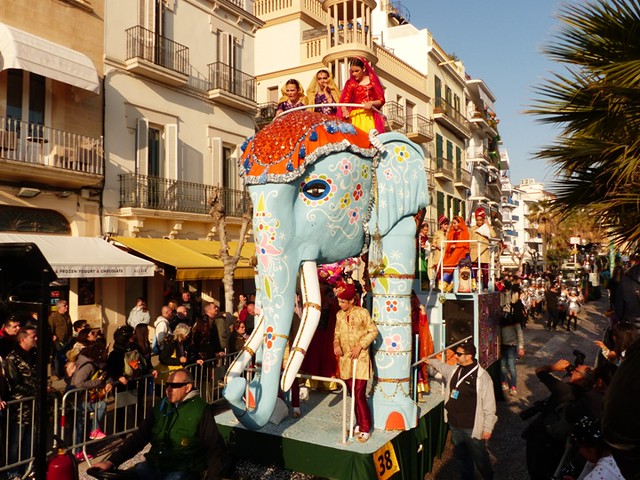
[215,386,448,480]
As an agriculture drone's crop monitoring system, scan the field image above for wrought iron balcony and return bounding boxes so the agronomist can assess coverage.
[404,114,434,143]
[433,157,454,180]
[125,25,189,84]
[0,115,103,187]
[255,102,278,129]
[433,98,471,139]
[208,62,257,111]
[454,168,472,189]
[119,173,251,217]
[383,101,405,130]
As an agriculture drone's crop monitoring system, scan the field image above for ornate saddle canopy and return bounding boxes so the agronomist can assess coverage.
[239,111,378,185]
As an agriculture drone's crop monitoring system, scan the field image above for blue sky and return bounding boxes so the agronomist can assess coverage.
[400,0,569,187]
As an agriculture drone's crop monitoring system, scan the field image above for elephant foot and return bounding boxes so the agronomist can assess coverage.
[372,391,417,431]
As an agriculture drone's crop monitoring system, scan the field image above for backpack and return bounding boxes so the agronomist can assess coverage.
[123,348,142,378]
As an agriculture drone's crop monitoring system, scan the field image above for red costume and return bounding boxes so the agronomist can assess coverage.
[442,215,470,286]
[338,58,386,133]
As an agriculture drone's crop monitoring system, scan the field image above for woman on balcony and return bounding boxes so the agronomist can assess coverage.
[338,57,386,133]
[307,69,341,115]
[275,79,307,116]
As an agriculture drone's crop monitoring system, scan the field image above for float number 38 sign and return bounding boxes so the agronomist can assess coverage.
[374,441,400,480]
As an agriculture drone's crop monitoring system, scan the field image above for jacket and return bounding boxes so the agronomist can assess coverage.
[107,389,225,479]
[333,305,378,380]
[428,359,497,439]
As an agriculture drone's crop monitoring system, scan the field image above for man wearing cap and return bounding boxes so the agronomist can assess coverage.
[333,282,378,443]
[470,208,496,291]
[427,341,497,479]
[429,215,450,289]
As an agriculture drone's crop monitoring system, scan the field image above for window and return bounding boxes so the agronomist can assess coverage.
[445,86,452,105]
[446,195,453,219]
[437,191,445,218]
[453,198,461,217]
[453,94,460,113]
[5,69,46,136]
[222,144,238,190]
[434,76,442,106]
[456,146,462,171]
[268,86,279,103]
[446,140,453,163]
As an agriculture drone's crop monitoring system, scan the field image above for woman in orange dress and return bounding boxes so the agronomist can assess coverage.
[338,57,386,133]
[441,215,470,292]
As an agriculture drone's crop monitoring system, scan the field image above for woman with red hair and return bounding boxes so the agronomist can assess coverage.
[441,216,470,291]
[338,57,386,133]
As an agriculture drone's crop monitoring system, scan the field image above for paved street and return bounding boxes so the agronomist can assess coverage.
[77,296,610,480]
[427,295,610,479]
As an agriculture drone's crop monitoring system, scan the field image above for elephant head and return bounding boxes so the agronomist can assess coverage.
[224,111,428,430]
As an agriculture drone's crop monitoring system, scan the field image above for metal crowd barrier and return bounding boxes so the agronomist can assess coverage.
[0,352,242,473]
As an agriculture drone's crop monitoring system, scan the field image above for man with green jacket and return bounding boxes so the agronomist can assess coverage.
[92,369,225,479]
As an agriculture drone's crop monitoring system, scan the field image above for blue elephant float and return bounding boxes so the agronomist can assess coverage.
[224,110,429,433]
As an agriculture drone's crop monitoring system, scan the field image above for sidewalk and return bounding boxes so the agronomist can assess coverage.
[426,295,610,479]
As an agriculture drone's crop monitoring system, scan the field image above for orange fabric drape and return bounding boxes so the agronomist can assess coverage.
[442,216,470,273]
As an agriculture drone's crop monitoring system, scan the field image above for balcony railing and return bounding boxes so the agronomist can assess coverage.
[126,25,189,75]
[466,146,489,163]
[455,169,472,187]
[384,101,405,129]
[119,174,251,217]
[208,62,256,102]
[0,116,103,175]
[404,114,433,141]
[255,102,278,127]
[434,157,454,178]
[434,98,471,137]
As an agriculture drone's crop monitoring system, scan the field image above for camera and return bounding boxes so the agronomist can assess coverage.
[565,350,586,373]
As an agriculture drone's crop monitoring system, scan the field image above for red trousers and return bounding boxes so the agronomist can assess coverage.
[347,379,371,433]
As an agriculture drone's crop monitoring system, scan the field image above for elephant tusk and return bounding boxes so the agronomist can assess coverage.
[281,261,322,392]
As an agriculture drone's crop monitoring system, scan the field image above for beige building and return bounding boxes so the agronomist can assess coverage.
[102,0,263,315]
[251,0,504,237]
[0,0,155,332]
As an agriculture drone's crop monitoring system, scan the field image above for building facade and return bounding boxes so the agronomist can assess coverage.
[102,0,263,312]
[0,0,156,331]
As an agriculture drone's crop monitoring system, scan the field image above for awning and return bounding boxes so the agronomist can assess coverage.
[113,237,255,281]
[0,23,100,93]
[0,234,155,278]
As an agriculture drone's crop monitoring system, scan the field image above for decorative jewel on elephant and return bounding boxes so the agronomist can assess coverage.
[224,111,429,431]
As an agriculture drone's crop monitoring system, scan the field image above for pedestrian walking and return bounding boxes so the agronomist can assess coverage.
[427,341,497,479]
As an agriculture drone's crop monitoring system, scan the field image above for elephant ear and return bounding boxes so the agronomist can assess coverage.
[371,132,430,235]
[239,111,378,185]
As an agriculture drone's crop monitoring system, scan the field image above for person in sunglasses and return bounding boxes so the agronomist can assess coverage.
[91,369,225,479]
[427,341,497,480]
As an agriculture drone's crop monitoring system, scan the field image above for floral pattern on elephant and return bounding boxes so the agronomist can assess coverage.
[226,111,429,431]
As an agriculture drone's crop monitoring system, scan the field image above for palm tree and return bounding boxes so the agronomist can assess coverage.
[527,0,640,247]
[526,200,557,266]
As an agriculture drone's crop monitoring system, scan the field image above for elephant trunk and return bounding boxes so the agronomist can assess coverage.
[224,225,300,430]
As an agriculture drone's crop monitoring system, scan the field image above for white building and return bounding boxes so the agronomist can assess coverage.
[102,0,262,314]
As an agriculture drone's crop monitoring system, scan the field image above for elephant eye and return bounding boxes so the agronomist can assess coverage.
[302,179,330,200]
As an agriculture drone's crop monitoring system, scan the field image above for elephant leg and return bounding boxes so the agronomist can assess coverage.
[371,216,418,430]
[281,261,322,392]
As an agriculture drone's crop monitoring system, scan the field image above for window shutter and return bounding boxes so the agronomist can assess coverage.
[212,137,222,186]
[164,123,178,179]
[136,118,149,175]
